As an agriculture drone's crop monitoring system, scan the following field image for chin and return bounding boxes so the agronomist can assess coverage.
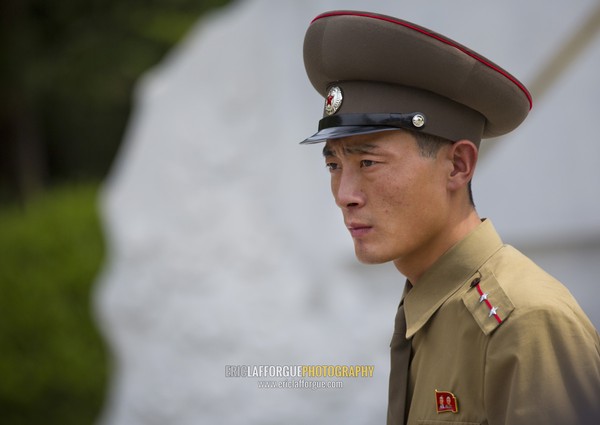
[354,247,393,265]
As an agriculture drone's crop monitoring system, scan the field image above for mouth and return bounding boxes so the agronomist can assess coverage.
[346,223,373,238]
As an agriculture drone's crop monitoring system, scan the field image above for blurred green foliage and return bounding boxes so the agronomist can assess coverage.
[0,0,232,202]
[0,184,107,424]
[0,185,107,424]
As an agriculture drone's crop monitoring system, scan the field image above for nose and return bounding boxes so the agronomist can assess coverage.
[332,169,365,209]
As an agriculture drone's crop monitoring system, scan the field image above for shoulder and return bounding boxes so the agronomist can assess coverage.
[461,244,600,423]
[462,244,597,338]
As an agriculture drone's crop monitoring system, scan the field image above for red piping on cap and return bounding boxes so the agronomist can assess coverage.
[311,11,533,110]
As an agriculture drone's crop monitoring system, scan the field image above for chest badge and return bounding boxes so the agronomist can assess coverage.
[435,390,458,414]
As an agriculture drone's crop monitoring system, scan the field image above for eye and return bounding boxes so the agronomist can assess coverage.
[326,162,339,172]
[360,159,377,168]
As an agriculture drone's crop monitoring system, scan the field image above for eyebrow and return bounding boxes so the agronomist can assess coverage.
[322,142,380,157]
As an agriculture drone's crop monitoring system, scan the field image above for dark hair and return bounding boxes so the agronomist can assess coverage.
[406,129,475,207]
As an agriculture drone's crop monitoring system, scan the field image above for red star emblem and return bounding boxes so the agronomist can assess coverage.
[324,86,343,116]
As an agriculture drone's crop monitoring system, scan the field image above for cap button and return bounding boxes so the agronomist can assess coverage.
[412,113,426,128]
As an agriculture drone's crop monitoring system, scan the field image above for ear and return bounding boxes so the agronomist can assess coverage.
[447,140,478,192]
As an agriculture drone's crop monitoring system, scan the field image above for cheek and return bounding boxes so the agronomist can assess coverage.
[377,168,443,223]
[370,180,413,226]
[411,162,447,200]
[329,175,339,200]
[378,173,415,208]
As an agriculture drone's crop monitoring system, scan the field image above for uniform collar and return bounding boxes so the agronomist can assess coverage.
[403,219,503,338]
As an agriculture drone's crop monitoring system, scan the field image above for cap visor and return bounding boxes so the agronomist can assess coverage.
[300,126,400,144]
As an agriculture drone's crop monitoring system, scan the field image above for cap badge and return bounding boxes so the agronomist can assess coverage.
[324,86,343,116]
[435,390,458,414]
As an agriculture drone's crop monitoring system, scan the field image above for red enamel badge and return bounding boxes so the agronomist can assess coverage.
[324,86,343,115]
[435,390,458,413]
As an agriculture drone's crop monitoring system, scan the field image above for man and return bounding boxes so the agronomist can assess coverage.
[300,10,600,425]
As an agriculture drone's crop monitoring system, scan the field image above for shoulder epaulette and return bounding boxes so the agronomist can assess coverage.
[462,272,515,335]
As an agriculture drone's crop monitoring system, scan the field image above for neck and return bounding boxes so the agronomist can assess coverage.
[393,209,481,284]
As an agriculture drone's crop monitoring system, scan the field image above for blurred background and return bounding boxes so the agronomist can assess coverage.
[0,1,229,424]
[1,1,599,424]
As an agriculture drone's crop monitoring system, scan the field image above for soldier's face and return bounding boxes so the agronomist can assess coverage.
[323,130,452,269]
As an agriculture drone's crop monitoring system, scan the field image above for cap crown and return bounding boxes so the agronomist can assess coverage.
[303,11,532,143]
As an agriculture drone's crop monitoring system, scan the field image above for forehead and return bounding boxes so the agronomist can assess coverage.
[322,130,415,156]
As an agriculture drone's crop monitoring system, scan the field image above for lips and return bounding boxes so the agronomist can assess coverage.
[346,222,373,238]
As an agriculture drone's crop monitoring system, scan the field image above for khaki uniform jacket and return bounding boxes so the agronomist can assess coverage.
[388,220,600,425]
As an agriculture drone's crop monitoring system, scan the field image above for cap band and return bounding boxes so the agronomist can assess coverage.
[300,112,426,144]
[303,81,486,144]
[318,112,424,131]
